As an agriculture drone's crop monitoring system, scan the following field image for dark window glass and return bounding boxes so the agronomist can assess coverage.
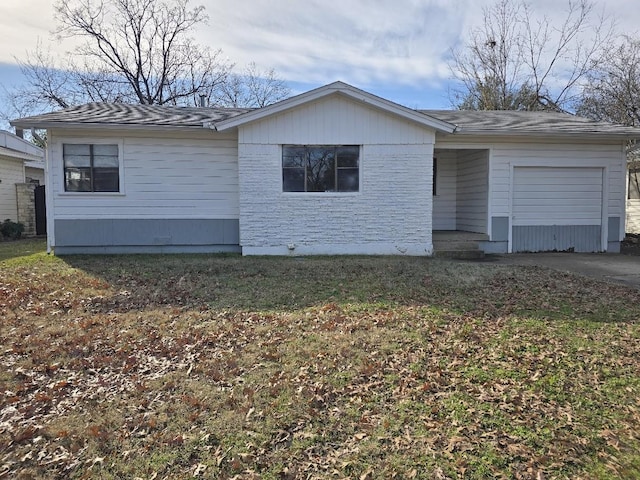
[282,145,359,192]
[63,144,119,192]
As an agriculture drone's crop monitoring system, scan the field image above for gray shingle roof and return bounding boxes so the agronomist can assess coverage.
[12,102,253,129]
[422,109,640,136]
[11,101,640,138]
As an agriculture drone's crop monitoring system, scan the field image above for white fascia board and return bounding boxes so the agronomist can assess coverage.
[10,121,210,132]
[213,81,457,133]
[0,146,43,162]
[24,160,45,169]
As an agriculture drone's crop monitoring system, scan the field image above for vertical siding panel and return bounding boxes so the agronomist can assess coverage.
[456,150,488,233]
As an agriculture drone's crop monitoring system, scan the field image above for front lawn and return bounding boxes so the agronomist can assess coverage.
[1,248,639,479]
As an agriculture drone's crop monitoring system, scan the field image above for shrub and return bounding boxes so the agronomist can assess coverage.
[0,219,25,239]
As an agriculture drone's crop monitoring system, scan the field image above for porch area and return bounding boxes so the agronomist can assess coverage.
[431,147,491,258]
[432,230,489,258]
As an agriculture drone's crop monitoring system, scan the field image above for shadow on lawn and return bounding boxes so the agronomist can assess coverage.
[61,253,640,321]
[0,237,47,262]
[62,254,473,312]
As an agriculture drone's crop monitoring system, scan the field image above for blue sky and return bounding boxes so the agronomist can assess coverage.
[0,0,639,127]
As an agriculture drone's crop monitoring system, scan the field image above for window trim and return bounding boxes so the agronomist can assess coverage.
[281,144,361,194]
[58,139,125,196]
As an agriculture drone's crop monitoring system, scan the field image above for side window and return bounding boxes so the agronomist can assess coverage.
[63,144,120,192]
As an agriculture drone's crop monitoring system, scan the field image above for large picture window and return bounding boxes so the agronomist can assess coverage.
[283,145,359,192]
[63,144,120,192]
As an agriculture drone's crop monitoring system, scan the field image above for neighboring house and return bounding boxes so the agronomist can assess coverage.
[0,130,44,235]
[10,81,640,255]
[626,147,640,234]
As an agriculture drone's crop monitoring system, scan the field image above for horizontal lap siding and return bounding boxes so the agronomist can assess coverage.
[0,155,24,221]
[49,130,239,220]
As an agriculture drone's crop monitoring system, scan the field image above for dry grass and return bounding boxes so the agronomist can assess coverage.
[1,245,640,479]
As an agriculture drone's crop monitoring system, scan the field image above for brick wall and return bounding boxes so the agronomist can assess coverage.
[238,143,434,255]
[15,183,36,236]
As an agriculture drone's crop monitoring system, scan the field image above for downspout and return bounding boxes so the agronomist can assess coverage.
[44,134,54,254]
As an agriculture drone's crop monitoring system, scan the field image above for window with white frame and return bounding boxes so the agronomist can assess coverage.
[282,145,359,192]
[63,144,120,192]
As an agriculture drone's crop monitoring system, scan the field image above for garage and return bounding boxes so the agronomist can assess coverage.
[511,166,604,252]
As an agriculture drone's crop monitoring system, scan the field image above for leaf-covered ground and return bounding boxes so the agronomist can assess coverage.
[1,245,640,479]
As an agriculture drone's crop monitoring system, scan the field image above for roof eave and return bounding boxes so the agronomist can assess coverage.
[0,146,43,162]
[447,129,640,140]
[10,120,211,131]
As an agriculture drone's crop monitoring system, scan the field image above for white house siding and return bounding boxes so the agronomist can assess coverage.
[435,136,626,252]
[432,149,457,230]
[0,155,24,222]
[237,94,436,255]
[48,128,241,253]
[456,149,488,233]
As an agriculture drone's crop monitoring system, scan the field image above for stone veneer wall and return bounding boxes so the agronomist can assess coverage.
[15,183,36,236]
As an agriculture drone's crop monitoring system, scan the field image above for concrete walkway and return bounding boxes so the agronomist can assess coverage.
[484,253,640,289]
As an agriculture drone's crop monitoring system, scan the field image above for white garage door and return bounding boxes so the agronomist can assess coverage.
[512,167,603,252]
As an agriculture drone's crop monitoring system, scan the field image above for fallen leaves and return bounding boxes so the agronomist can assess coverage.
[1,255,640,478]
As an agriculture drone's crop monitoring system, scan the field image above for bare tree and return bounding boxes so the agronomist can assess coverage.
[214,63,291,108]
[52,0,231,106]
[577,36,640,126]
[2,0,293,132]
[450,0,612,112]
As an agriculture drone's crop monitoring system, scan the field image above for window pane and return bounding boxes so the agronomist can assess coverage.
[337,168,359,192]
[63,144,90,156]
[65,167,91,192]
[94,155,119,168]
[93,144,118,156]
[337,146,359,168]
[283,168,305,192]
[307,147,335,192]
[64,155,91,167]
[93,168,120,192]
[283,146,306,168]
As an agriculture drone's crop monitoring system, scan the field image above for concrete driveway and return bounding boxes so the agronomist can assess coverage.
[484,253,640,289]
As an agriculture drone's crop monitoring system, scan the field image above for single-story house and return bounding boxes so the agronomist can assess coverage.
[11,81,640,255]
[0,130,45,235]
[627,148,640,234]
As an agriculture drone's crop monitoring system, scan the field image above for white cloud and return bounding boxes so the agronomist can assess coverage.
[0,0,638,96]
